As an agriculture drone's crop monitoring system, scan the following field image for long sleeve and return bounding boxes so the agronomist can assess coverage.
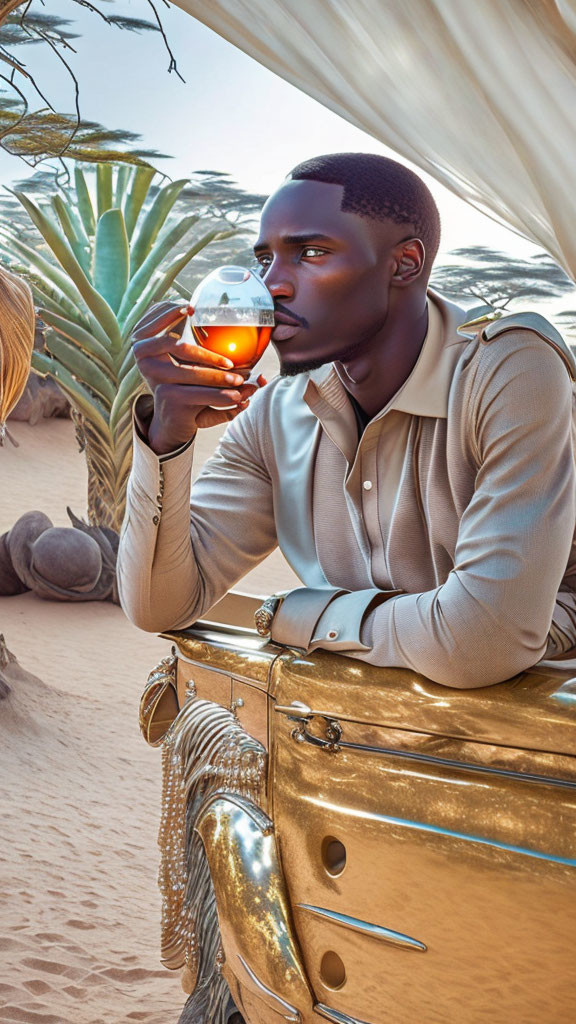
[272,333,576,687]
[117,395,278,632]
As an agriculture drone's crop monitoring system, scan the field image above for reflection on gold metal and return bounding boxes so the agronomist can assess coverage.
[276,702,576,785]
[268,648,576,756]
[163,624,280,690]
[177,659,231,710]
[148,626,576,1023]
[196,793,314,1022]
[231,680,269,748]
[139,650,178,746]
[271,650,576,1023]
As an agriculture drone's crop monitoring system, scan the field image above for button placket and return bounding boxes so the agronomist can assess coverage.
[153,465,165,525]
[361,444,381,580]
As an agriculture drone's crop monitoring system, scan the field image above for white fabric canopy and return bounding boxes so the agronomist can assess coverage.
[173,0,576,281]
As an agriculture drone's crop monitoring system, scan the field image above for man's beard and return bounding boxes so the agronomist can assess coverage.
[279,354,335,377]
[278,320,385,378]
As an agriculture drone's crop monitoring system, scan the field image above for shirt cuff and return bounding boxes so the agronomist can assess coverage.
[133,394,196,463]
[129,408,196,528]
[270,587,349,649]
[310,589,402,653]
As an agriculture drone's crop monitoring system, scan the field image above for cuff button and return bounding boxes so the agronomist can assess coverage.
[327,629,339,640]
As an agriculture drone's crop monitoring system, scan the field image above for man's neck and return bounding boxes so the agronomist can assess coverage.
[335,295,429,418]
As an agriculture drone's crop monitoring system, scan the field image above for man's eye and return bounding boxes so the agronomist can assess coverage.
[302,247,326,258]
[254,255,271,273]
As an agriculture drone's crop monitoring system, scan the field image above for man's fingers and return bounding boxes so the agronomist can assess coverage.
[168,345,236,370]
[132,302,192,342]
[236,381,263,400]
[133,335,235,370]
[138,358,245,389]
[157,382,245,408]
[195,400,250,429]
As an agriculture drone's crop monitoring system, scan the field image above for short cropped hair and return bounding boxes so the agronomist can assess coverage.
[289,152,441,270]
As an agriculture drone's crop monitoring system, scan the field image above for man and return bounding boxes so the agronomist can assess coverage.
[118,152,576,688]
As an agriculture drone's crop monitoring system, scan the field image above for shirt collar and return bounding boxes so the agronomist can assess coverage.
[305,290,468,420]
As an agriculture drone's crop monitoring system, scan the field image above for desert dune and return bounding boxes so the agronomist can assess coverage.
[0,405,298,1024]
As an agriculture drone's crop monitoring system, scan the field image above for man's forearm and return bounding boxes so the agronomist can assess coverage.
[273,576,551,688]
[117,427,205,632]
[118,395,278,633]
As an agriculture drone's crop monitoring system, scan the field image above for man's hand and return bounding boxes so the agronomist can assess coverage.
[132,301,267,456]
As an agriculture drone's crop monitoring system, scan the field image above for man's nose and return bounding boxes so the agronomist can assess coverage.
[262,267,295,301]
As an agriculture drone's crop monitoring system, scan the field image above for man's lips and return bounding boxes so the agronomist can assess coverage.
[272,322,301,341]
[272,309,304,341]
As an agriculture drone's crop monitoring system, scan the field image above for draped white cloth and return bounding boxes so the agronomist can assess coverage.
[172,0,576,281]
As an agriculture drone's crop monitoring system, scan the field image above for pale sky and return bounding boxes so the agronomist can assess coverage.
[0,0,541,264]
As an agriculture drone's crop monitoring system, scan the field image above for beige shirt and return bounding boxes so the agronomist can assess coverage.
[117,292,576,687]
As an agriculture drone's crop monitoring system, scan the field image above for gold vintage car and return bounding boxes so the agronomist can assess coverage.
[141,593,576,1024]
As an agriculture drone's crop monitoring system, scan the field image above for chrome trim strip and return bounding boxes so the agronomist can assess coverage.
[306,796,576,868]
[171,621,261,639]
[237,954,301,1022]
[300,730,576,790]
[297,904,426,951]
[314,1004,372,1024]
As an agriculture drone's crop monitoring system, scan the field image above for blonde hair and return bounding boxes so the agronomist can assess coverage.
[0,264,35,443]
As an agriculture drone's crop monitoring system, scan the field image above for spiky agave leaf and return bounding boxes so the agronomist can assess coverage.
[4,162,236,529]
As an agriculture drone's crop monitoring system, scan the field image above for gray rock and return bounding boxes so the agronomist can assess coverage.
[0,532,28,596]
[7,511,54,589]
[31,527,102,592]
[8,373,70,424]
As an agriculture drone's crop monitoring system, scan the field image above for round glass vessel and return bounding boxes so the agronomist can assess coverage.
[184,265,274,372]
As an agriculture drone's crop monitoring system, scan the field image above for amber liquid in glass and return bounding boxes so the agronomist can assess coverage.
[192,324,273,370]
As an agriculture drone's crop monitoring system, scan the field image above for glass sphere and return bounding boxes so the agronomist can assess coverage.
[186,265,274,369]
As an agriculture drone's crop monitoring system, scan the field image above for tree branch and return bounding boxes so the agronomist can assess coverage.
[144,0,184,81]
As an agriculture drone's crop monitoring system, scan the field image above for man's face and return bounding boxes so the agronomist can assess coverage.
[254,179,411,375]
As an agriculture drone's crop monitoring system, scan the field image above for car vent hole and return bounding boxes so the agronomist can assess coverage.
[322,836,346,876]
[320,950,346,989]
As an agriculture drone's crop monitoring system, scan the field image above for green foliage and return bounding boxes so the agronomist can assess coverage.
[0,162,236,530]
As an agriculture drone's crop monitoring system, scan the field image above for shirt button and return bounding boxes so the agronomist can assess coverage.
[327,629,339,640]
[363,480,373,491]
[152,514,159,525]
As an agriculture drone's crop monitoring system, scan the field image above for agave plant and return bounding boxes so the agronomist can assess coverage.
[0,163,235,531]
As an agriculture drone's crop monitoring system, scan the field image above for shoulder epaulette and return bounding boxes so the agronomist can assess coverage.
[481,312,576,382]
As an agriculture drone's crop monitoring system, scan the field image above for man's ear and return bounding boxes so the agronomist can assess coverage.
[391,238,426,285]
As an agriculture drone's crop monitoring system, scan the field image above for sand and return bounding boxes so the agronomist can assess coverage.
[0,408,298,1024]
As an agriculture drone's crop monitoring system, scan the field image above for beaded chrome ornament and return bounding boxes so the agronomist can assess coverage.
[157,679,267,1021]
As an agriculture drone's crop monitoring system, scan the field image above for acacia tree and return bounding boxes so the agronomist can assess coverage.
[431,247,576,344]
[431,246,575,310]
[0,1,174,166]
